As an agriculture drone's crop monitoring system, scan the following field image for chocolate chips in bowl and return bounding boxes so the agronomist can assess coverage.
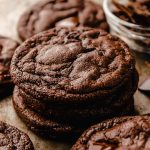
[103,0,150,54]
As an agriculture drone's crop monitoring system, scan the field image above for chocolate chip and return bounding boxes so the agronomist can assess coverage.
[112,0,150,26]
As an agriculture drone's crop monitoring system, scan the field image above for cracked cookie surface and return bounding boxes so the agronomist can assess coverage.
[17,0,108,41]
[71,115,150,150]
[0,121,34,150]
[11,27,137,103]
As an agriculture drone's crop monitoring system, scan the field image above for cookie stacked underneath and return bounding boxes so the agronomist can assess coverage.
[0,36,19,98]
[11,27,138,140]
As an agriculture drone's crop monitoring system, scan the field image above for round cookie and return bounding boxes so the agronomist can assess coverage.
[19,65,138,110]
[0,121,34,150]
[71,115,150,150]
[17,0,109,41]
[0,36,19,97]
[11,27,138,104]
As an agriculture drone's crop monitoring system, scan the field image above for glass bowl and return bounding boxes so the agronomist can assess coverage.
[103,0,150,54]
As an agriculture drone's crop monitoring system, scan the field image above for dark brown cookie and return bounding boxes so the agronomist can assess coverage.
[0,36,19,97]
[13,86,135,140]
[12,86,83,140]
[17,0,109,41]
[71,115,150,150]
[11,27,138,104]
[17,66,137,125]
[15,86,135,126]
[0,121,34,150]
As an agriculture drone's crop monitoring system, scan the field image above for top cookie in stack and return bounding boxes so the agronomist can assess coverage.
[11,27,138,140]
[17,0,109,41]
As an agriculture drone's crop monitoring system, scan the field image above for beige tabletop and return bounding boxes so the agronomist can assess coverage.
[0,0,150,150]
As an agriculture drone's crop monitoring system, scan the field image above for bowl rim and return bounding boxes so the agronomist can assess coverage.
[103,0,150,31]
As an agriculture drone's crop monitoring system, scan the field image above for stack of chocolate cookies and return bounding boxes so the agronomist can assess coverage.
[11,27,138,139]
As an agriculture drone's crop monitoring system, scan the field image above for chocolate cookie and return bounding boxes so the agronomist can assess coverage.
[0,36,19,97]
[11,27,138,139]
[12,86,83,140]
[0,121,34,150]
[17,66,137,124]
[13,86,135,140]
[11,27,138,104]
[17,0,109,41]
[71,115,150,150]
[15,86,135,126]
